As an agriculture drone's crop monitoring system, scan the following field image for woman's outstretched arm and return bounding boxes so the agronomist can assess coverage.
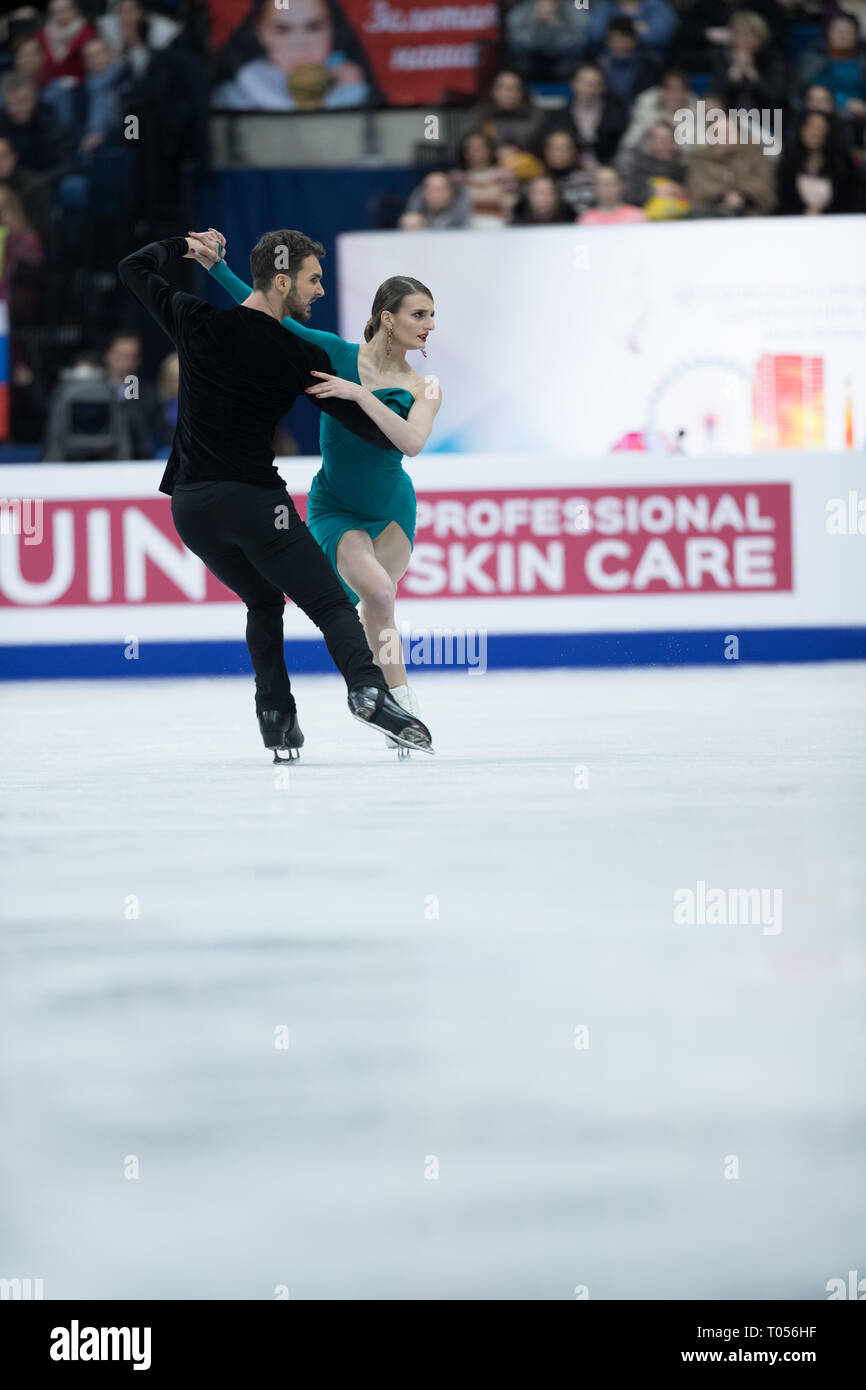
[208,255,253,305]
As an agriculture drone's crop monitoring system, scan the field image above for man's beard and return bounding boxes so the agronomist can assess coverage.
[282,286,310,321]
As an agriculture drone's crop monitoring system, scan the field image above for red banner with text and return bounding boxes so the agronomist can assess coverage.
[0,484,792,608]
[335,0,502,105]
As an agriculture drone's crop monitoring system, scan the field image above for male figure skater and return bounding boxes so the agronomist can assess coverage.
[118,231,433,759]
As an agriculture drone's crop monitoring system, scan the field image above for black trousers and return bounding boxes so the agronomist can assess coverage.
[171,480,386,714]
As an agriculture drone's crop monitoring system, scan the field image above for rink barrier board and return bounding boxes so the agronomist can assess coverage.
[1,455,865,676]
[2,628,865,682]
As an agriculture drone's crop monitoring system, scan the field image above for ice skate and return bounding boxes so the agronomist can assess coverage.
[384,684,422,758]
[348,685,434,755]
[258,705,304,764]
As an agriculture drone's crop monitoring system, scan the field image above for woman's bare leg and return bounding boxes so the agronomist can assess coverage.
[336,522,412,687]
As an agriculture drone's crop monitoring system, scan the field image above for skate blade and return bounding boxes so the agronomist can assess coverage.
[385,736,411,758]
[352,712,434,755]
[272,747,301,764]
[395,726,434,755]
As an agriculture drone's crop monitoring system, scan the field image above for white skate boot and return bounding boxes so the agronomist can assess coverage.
[385,684,421,758]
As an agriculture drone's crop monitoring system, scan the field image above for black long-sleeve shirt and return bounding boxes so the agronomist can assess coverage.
[117,237,392,495]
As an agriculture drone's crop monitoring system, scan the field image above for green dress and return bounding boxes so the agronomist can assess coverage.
[209,259,416,605]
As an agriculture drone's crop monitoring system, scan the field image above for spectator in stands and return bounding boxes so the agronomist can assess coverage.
[804,80,837,112]
[712,11,786,109]
[0,183,44,302]
[797,16,866,139]
[802,80,853,143]
[11,35,45,83]
[212,0,371,111]
[597,17,661,106]
[496,140,546,183]
[506,0,592,81]
[104,332,141,387]
[452,131,518,227]
[542,128,598,215]
[96,0,156,82]
[0,135,51,243]
[35,0,98,88]
[617,118,690,209]
[397,211,428,230]
[540,63,629,163]
[112,8,210,224]
[99,0,181,65]
[0,74,70,174]
[686,108,778,214]
[103,331,158,458]
[621,67,698,152]
[675,0,818,71]
[778,107,861,208]
[477,70,544,152]
[672,0,744,73]
[78,36,124,154]
[404,171,472,229]
[151,351,179,451]
[829,1,866,41]
[578,164,649,221]
[511,173,574,223]
[587,0,677,62]
[98,0,147,82]
[0,8,42,48]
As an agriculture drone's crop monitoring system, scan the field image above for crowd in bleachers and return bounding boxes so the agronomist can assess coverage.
[400,0,866,230]
[0,1,207,453]
[0,0,864,456]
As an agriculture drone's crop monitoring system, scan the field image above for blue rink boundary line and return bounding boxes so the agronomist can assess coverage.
[1,629,865,679]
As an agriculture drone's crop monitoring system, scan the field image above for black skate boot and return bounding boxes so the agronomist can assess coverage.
[348,686,434,755]
[258,704,304,764]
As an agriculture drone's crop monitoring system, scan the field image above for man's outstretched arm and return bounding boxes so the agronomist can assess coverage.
[118,237,200,343]
[300,340,396,452]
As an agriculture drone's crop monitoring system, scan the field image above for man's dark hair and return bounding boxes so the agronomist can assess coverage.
[608,17,637,38]
[249,229,326,292]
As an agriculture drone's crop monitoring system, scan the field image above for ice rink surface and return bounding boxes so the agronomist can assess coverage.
[1,663,864,1300]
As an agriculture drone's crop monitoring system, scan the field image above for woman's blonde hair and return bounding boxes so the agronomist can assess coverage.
[732,11,769,44]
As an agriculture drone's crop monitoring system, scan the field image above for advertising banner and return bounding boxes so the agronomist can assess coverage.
[1,454,862,677]
[338,217,866,457]
[337,0,501,105]
[207,0,500,110]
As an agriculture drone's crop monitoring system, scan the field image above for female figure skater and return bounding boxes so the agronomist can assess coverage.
[188,227,440,748]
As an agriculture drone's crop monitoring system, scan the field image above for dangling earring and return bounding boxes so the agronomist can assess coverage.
[420,342,428,359]
[385,323,393,357]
